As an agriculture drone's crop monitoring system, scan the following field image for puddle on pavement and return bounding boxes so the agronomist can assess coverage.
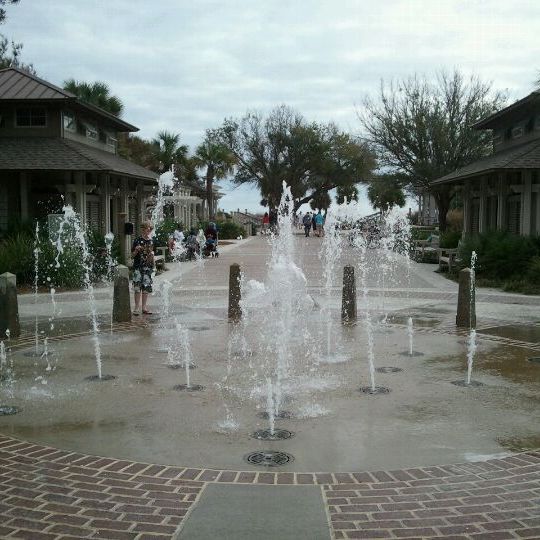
[498,434,540,452]
[430,344,540,387]
[384,314,440,328]
[10,418,128,435]
[478,325,540,343]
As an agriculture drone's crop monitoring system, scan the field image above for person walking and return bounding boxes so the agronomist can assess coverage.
[131,221,155,315]
[302,212,312,237]
[312,212,318,237]
[262,212,270,235]
[315,210,325,237]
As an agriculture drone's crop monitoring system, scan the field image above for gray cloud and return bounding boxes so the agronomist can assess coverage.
[4,0,539,211]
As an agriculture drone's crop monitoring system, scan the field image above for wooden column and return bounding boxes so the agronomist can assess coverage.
[497,173,507,231]
[462,183,471,234]
[521,170,532,236]
[478,176,487,234]
[100,173,111,235]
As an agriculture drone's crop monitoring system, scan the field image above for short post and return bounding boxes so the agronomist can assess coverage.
[341,265,357,324]
[112,265,131,323]
[228,263,242,321]
[456,267,476,328]
[0,272,20,338]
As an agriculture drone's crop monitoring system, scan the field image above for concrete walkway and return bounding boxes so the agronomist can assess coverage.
[2,233,540,539]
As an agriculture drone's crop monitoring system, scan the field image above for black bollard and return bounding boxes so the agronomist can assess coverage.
[456,267,476,328]
[228,263,242,321]
[112,265,132,323]
[0,272,20,338]
[341,265,357,324]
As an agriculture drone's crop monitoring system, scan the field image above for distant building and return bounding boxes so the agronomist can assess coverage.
[161,184,223,230]
[0,67,158,259]
[418,191,438,226]
[434,90,540,235]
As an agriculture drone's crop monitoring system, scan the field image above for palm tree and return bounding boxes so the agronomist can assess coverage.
[193,140,236,219]
[63,79,124,117]
[151,131,188,174]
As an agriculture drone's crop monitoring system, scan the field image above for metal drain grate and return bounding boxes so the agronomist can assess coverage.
[188,326,211,332]
[0,405,20,416]
[166,363,196,370]
[245,450,294,467]
[257,410,294,420]
[252,429,293,440]
[399,351,424,357]
[528,357,540,364]
[173,384,204,392]
[375,367,403,373]
[359,386,391,395]
[452,380,484,387]
[85,374,116,381]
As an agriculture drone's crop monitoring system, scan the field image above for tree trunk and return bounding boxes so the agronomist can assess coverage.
[206,166,214,220]
[433,187,452,232]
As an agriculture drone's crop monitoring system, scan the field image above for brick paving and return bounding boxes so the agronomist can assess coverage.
[0,434,538,539]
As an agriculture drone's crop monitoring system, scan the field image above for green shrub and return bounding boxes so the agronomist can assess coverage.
[410,227,436,241]
[0,233,34,283]
[0,224,118,288]
[525,256,540,286]
[154,218,182,247]
[459,231,539,280]
[216,220,245,239]
[440,230,462,248]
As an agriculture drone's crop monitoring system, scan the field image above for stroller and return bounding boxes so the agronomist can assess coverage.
[203,236,218,258]
[184,231,200,261]
[203,223,219,258]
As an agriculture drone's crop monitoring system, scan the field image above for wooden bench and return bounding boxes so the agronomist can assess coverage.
[438,247,459,272]
[413,235,440,262]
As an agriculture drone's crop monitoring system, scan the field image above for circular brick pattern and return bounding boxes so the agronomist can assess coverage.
[0,435,538,539]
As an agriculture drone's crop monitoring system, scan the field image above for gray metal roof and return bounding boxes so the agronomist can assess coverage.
[0,137,158,181]
[0,68,138,132]
[473,91,540,130]
[433,139,540,184]
[0,67,75,100]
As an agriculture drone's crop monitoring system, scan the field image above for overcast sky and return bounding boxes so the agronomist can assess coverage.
[4,0,539,213]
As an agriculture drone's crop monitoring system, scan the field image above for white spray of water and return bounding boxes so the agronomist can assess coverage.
[466,251,478,384]
[319,206,343,358]
[160,280,173,325]
[266,377,275,435]
[33,221,40,355]
[196,229,207,267]
[0,340,14,397]
[174,321,194,387]
[408,317,414,356]
[151,171,174,231]
[353,232,377,391]
[54,206,103,378]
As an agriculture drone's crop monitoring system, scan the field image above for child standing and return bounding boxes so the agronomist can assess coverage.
[132,221,155,315]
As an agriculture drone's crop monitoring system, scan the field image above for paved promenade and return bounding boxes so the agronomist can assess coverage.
[2,233,540,539]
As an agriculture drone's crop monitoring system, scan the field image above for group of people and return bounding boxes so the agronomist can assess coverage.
[167,222,219,260]
[300,211,325,237]
[261,210,277,234]
[130,221,219,316]
[261,209,325,238]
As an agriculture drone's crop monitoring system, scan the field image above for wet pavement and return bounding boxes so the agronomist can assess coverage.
[1,233,539,539]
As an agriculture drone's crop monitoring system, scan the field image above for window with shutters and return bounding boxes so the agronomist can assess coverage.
[485,196,498,231]
[16,107,47,127]
[128,199,138,232]
[470,198,480,234]
[86,198,101,232]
